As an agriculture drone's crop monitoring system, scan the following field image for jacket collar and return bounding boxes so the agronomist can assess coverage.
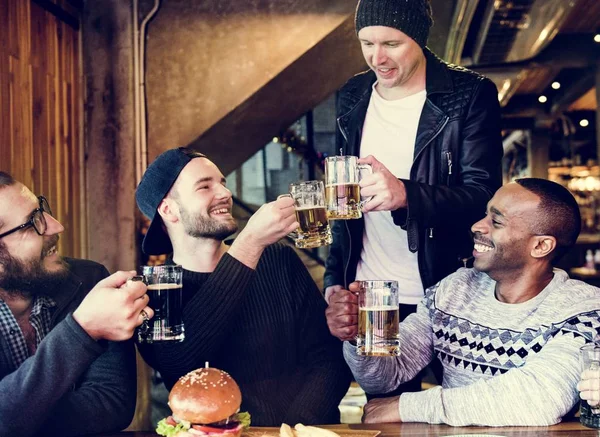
[51,262,83,313]
[343,48,453,103]
[423,48,454,95]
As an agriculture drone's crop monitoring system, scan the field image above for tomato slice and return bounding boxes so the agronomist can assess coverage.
[165,416,178,427]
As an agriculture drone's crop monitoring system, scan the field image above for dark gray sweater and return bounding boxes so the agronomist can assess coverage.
[0,258,137,436]
[138,243,351,426]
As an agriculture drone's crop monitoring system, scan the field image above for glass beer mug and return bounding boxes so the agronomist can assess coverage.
[136,264,185,343]
[356,280,400,356]
[324,156,372,220]
[580,343,600,428]
[286,180,332,249]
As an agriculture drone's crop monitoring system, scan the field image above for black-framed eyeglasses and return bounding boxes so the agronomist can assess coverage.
[0,196,52,239]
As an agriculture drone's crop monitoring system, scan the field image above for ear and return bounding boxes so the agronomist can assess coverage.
[156,198,179,225]
[530,235,557,259]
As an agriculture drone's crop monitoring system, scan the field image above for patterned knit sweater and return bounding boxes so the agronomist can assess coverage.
[344,268,600,426]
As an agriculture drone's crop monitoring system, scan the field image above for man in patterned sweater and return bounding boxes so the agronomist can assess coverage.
[327,178,600,426]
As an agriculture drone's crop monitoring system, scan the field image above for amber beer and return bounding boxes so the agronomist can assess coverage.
[287,180,332,249]
[325,183,361,220]
[356,280,400,356]
[324,156,371,220]
[294,206,332,248]
[357,306,400,356]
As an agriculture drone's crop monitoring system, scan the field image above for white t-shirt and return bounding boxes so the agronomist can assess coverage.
[355,84,427,305]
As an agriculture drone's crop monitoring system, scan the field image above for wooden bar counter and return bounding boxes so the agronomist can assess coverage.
[100,421,599,436]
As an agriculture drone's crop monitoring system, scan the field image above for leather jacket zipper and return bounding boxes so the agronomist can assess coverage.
[337,116,349,145]
[337,92,369,148]
[445,151,453,184]
[343,221,351,289]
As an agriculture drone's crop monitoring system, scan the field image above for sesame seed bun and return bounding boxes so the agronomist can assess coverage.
[168,368,242,424]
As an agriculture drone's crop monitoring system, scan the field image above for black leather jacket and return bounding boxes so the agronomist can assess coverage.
[324,49,503,292]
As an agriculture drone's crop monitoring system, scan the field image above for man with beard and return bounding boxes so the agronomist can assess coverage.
[328,178,600,426]
[135,147,351,426]
[0,172,154,436]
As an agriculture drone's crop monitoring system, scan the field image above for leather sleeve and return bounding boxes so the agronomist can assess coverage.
[392,78,503,230]
[323,220,347,290]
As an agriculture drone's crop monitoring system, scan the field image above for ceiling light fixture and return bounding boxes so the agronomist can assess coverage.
[594,34,600,43]
[580,119,590,127]
[538,95,548,103]
[551,82,561,90]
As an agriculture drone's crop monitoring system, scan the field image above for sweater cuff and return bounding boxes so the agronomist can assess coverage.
[64,313,109,355]
[213,253,256,289]
[399,386,443,424]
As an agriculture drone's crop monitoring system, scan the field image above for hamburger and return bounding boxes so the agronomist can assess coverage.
[156,367,251,437]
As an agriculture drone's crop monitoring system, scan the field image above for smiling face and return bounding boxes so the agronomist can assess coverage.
[357,26,426,99]
[0,183,68,297]
[471,183,543,280]
[167,158,237,241]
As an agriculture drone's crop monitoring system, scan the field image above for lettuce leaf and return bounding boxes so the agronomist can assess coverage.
[156,418,190,437]
[232,411,251,429]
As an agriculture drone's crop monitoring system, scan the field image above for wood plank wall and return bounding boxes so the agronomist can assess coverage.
[0,0,84,258]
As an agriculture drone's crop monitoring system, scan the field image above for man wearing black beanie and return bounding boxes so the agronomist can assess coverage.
[325,0,504,408]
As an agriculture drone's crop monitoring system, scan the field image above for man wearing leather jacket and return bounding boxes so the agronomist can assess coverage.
[325,0,503,395]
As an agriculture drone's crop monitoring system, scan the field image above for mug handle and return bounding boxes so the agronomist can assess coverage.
[129,275,151,341]
[277,194,300,242]
[358,164,373,208]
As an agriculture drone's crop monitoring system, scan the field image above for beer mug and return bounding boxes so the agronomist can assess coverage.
[136,265,185,343]
[580,343,600,428]
[324,156,372,220]
[356,280,400,356]
[285,180,332,249]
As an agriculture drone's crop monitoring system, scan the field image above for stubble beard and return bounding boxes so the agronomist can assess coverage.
[180,207,238,242]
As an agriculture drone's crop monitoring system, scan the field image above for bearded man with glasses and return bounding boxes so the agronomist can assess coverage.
[0,172,154,437]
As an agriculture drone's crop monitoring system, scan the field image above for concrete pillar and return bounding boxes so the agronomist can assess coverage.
[82,1,137,273]
[82,2,152,430]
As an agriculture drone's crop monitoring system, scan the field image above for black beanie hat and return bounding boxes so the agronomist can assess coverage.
[355,0,433,48]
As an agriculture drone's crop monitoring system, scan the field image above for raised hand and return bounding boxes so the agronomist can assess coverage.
[358,155,407,212]
[73,271,154,342]
[325,282,359,341]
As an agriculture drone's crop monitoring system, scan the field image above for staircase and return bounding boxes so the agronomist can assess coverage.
[144,0,366,174]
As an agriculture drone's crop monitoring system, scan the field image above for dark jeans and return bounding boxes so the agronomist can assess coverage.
[365,303,442,400]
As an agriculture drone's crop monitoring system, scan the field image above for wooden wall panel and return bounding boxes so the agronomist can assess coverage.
[0,0,83,258]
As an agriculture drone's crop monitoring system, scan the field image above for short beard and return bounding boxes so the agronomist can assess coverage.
[0,236,70,299]
[179,204,238,241]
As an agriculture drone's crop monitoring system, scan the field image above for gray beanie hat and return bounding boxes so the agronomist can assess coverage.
[355,0,433,48]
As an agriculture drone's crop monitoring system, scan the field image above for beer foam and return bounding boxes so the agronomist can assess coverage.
[147,283,182,290]
[295,206,327,211]
[359,306,398,311]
